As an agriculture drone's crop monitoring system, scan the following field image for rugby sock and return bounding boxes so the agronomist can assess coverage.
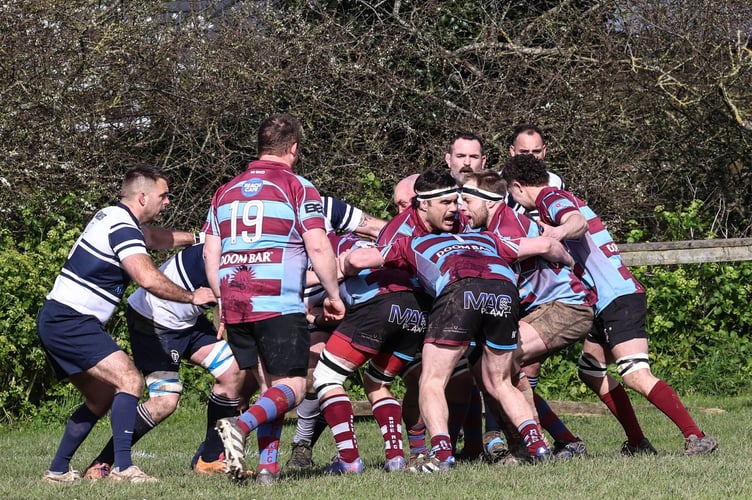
[600,385,646,446]
[111,392,139,471]
[204,392,240,461]
[483,394,501,433]
[447,398,468,454]
[49,404,99,473]
[518,419,548,457]
[293,392,321,444]
[429,434,453,462]
[459,386,484,459]
[646,380,703,438]
[371,397,404,460]
[91,403,156,466]
[237,384,296,435]
[407,421,428,457]
[535,393,578,443]
[320,394,360,463]
[310,412,329,447]
[256,416,284,474]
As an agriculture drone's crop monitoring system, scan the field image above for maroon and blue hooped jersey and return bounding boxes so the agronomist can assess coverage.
[535,187,644,314]
[332,233,419,306]
[487,204,594,312]
[205,160,327,323]
[380,231,519,298]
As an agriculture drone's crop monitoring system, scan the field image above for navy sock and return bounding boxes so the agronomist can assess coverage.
[204,392,240,461]
[49,404,99,473]
[111,392,139,471]
[92,403,156,467]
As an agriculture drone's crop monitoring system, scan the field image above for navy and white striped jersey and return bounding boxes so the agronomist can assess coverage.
[127,243,209,330]
[322,196,364,234]
[46,204,148,324]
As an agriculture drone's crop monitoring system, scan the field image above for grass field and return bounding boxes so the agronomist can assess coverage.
[2,393,751,499]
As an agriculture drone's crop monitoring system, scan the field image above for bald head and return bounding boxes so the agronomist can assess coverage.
[393,174,419,213]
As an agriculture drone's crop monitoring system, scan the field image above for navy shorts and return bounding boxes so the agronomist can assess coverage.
[127,306,218,374]
[225,314,309,377]
[426,278,520,350]
[36,299,121,379]
[333,292,430,358]
[587,293,648,348]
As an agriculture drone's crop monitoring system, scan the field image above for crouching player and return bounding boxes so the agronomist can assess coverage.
[502,154,718,457]
[313,233,431,473]
[84,243,250,479]
[341,169,576,471]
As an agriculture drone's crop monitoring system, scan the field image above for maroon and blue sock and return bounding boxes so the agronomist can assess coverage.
[408,421,427,457]
[430,433,453,462]
[372,397,404,460]
[237,384,295,434]
[257,416,284,474]
[518,419,548,457]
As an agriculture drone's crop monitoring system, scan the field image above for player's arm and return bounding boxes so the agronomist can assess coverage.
[303,228,346,321]
[142,225,198,249]
[516,236,574,268]
[541,210,588,241]
[121,253,215,305]
[340,247,385,276]
[203,233,222,298]
[202,233,224,338]
[354,212,387,240]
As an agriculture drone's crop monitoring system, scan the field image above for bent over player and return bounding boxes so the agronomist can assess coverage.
[37,165,216,483]
[502,154,717,457]
[342,172,575,471]
[83,243,249,479]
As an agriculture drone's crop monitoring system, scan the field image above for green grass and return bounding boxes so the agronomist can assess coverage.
[2,394,751,499]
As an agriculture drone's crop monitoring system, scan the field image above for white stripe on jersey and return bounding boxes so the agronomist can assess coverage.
[128,244,208,330]
[323,196,363,234]
[47,205,147,324]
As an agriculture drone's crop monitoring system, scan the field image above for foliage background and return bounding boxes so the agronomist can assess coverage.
[1,0,751,422]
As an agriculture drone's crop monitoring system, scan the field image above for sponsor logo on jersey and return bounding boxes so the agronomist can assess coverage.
[241,178,264,198]
[435,243,486,258]
[304,201,324,215]
[221,249,281,265]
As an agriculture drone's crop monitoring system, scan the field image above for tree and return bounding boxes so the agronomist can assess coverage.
[1,0,750,239]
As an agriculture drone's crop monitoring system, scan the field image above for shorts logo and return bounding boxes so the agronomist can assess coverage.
[170,350,180,364]
[241,178,263,198]
[463,291,512,317]
[387,305,427,333]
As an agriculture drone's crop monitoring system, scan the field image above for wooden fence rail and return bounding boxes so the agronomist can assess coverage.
[619,238,752,266]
